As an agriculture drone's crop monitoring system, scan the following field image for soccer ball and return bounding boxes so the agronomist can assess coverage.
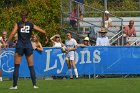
[61,46,66,53]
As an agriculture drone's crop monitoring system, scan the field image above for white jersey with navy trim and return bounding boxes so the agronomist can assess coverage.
[65,38,77,60]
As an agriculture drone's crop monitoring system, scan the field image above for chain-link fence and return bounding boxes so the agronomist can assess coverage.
[85,0,140,17]
[61,0,123,44]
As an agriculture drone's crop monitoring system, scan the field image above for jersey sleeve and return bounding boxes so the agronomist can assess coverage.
[73,39,78,46]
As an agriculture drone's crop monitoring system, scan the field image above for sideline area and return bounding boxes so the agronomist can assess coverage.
[0,78,140,93]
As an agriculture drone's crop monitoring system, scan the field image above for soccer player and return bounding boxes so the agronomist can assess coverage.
[7,10,47,89]
[65,32,78,79]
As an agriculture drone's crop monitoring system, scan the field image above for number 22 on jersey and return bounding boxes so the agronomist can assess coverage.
[21,26,30,33]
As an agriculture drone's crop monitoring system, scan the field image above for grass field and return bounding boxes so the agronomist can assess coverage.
[0,78,140,93]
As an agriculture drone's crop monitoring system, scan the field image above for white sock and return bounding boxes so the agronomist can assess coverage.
[74,69,78,78]
[0,77,2,81]
[68,69,73,78]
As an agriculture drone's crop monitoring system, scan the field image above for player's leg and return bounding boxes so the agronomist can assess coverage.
[10,52,22,89]
[25,48,38,88]
[70,56,78,79]
[66,58,73,78]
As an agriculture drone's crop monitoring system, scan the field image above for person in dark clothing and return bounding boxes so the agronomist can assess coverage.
[7,10,47,89]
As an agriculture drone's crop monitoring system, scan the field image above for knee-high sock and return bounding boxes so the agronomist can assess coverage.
[74,68,78,78]
[68,69,73,78]
[29,66,36,86]
[13,64,20,87]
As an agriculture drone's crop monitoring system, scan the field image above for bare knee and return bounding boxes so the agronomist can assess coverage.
[14,53,22,64]
[26,54,34,66]
[71,60,76,69]
[66,60,71,69]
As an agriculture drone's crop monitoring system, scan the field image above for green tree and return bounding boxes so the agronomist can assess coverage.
[0,0,61,46]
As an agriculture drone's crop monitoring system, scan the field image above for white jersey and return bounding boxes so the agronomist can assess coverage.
[96,36,110,46]
[65,38,77,49]
[53,42,62,47]
[65,38,77,60]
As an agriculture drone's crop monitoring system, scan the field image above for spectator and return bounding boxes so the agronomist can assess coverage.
[44,36,48,46]
[0,31,9,81]
[31,35,43,52]
[2,31,8,43]
[78,37,91,46]
[0,36,6,81]
[125,41,132,46]
[50,34,64,47]
[123,20,136,45]
[75,0,84,21]
[103,11,113,29]
[9,33,18,48]
[69,7,77,27]
[50,34,64,80]
[96,28,110,46]
[123,20,136,37]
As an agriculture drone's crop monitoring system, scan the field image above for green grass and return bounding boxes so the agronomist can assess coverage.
[0,78,140,93]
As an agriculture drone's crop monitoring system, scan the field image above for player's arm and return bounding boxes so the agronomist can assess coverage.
[69,45,77,51]
[77,44,86,47]
[7,23,18,43]
[33,25,46,34]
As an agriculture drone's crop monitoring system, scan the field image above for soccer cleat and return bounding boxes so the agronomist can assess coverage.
[33,86,39,89]
[9,86,18,90]
[70,77,73,79]
[76,77,78,79]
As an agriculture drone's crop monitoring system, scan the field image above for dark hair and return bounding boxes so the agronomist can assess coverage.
[20,10,29,17]
[20,10,29,28]
[66,32,73,38]
[67,32,72,35]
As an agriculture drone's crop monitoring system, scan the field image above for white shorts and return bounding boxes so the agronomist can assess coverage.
[65,55,75,60]
[65,51,75,60]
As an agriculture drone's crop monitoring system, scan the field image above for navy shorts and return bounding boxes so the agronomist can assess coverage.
[15,48,33,56]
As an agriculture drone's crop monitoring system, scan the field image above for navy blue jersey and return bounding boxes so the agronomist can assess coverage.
[16,21,34,48]
[75,0,84,4]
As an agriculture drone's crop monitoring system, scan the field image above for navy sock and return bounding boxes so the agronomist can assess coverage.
[13,64,20,87]
[29,66,36,86]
